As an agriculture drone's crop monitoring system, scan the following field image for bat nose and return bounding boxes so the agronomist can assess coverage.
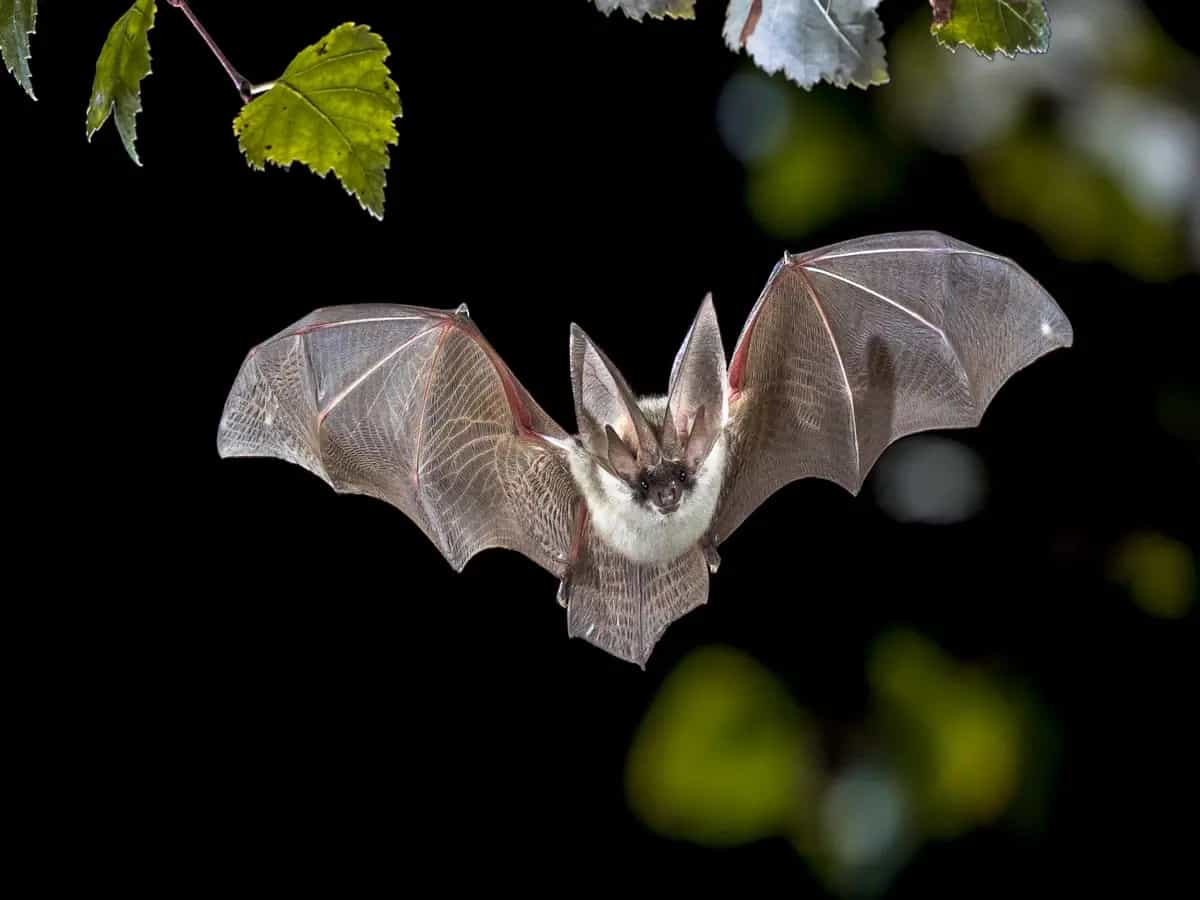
[656,484,680,510]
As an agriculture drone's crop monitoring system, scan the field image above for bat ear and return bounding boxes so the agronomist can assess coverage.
[683,406,718,469]
[605,426,641,481]
[570,324,659,461]
[664,294,727,462]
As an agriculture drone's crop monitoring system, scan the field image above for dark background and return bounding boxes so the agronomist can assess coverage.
[9,2,1196,893]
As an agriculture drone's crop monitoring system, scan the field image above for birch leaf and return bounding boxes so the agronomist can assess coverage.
[591,0,696,20]
[1,0,36,99]
[85,0,156,165]
[724,0,888,90]
[233,23,402,220]
[931,0,1051,58]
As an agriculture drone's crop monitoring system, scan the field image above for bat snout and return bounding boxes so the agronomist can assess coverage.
[654,483,681,512]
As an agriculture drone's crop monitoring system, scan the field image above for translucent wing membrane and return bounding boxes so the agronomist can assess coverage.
[715,231,1072,543]
[218,304,577,575]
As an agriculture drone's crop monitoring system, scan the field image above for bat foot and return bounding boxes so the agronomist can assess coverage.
[557,572,573,608]
[701,539,721,574]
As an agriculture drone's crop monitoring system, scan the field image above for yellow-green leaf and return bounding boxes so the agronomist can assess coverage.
[1,0,36,99]
[233,23,402,220]
[86,0,156,165]
[931,0,1051,59]
[592,0,696,21]
[625,646,821,845]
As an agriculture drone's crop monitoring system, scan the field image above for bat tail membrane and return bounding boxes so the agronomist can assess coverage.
[565,540,710,669]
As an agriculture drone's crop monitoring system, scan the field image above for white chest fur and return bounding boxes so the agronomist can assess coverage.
[566,427,727,565]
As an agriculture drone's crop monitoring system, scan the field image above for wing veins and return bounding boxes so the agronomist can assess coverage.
[802,265,947,339]
[810,248,1005,263]
[798,272,860,480]
[317,324,439,425]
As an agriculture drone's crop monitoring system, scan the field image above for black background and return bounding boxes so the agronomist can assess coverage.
[9,2,1197,893]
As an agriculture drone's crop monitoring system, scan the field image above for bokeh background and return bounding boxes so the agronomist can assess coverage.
[9,1,1196,892]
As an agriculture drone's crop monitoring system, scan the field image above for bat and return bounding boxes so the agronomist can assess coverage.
[217,231,1072,667]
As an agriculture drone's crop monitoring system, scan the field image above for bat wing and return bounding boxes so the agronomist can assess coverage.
[217,304,578,576]
[713,231,1073,544]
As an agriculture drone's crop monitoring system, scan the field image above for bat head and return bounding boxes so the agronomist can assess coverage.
[570,296,728,516]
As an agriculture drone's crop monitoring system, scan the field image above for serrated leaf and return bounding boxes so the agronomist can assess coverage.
[724,0,888,90]
[85,0,156,166]
[233,23,402,221]
[592,0,695,21]
[931,0,1051,58]
[1,0,36,99]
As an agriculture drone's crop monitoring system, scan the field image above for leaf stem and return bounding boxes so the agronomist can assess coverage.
[166,1,253,103]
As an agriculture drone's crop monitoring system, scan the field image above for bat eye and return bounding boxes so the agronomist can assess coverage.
[639,479,649,492]
[677,470,688,484]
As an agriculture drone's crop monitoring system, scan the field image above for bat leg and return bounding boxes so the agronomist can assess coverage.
[558,499,590,608]
[701,536,721,574]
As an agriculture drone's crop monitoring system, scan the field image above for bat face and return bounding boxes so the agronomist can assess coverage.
[630,458,690,513]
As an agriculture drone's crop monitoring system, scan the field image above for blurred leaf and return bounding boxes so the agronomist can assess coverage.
[972,132,1190,281]
[85,0,156,165]
[1155,385,1200,445]
[626,645,820,845]
[234,23,402,220]
[1109,532,1197,620]
[870,631,1025,836]
[745,95,896,237]
[931,0,1051,59]
[872,435,987,525]
[724,0,889,90]
[0,0,35,98]
[591,0,695,20]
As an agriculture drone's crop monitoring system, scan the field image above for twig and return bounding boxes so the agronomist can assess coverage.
[165,1,253,103]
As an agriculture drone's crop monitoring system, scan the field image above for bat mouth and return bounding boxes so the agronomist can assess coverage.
[653,499,681,515]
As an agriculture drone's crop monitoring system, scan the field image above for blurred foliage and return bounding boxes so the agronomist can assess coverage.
[0,0,36,99]
[871,436,987,525]
[1109,532,1197,620]
[717,0,1200,279]
[627,633,1054,895]
[931,0,1051,59]
[882,0,1200,279]
[716,73,902,238]
[869,630,1025,836]
[625,645,821,845]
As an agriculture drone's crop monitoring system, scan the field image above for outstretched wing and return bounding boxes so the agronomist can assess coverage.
[713,231,1072,544]
[217,303,578,576]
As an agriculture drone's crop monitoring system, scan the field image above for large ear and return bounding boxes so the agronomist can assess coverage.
[570,324,658,460]
[663,294,727,462]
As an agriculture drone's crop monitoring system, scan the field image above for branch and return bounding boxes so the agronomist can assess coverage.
[165,1,252,102]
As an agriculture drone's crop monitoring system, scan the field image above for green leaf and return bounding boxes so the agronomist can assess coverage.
[592,0,696,21]
[724,0,889,91]
[0,0,36,99]
[625,646,821,845]
[931,0,1051,58]
[85,0,156,165]
[233,23,402,220]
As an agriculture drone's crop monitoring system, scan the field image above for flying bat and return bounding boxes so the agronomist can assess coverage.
[217,231,1071,666]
